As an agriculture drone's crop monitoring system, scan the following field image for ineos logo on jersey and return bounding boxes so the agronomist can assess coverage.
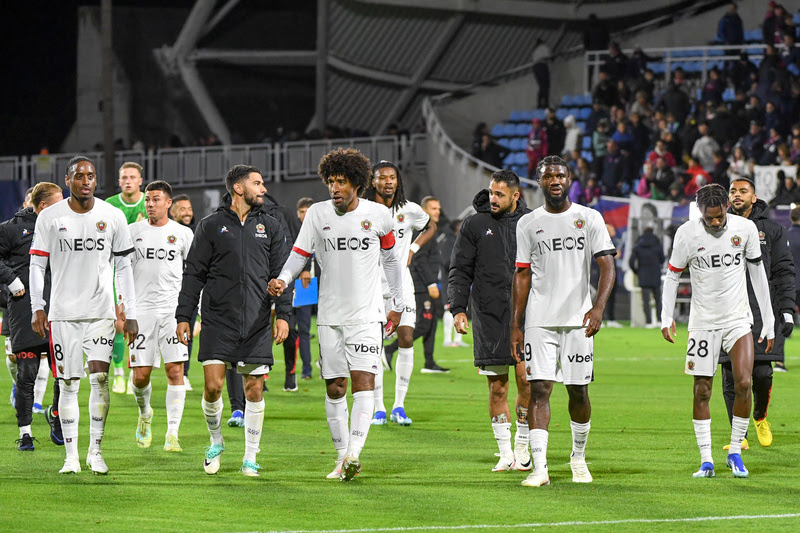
[567,353,593,363]
[353,344,380,354]
[536,236,585,254]
[324,237,370,251]
[58,238,106,252]
[692,252,742,269]
[136,248,178,261]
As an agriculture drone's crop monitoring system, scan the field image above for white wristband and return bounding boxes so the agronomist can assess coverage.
[8,277,24,295]
[409,243,420,254]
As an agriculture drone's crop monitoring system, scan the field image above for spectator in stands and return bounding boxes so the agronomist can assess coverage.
[790,136,800,164]
[563,115,583,156]
[763,3,787,45]
[671,67,687,88]
[729,52,759,94]
[740,120,768,162]
[782,32,800,68]
[668,180,688,205]
[587,98,610,134]
[717,2,744,45]
[760,126,785,164]
[526,118,548,180]
[701,68,725,106]
[764,100,785,135]
[472,134,508,168]
[647,138,677,168]
[568,168,586,205]
[657,82,691,126]
[617,79,632,109]
[629,112,651,169]
[630,91,654,126]
[544,108,566,156]
[531,38,552,109]
[786,84,800,126]
[626,47,652,80]
[472,122,489,151]
[583,13,610,51]
[636,162,655,198]
[710,150,731,191]
[584,176,602,205]
[601,139,631,196]
[574,156,593,185]
[746,95,765,125]
[611,119,634,155]
[592,118,611,173]
[728,145,753,182]
[653,156,675,199]
[692,122,721,172]
[604,41,628,82]
[633,69,656,103]
[684,156,711,199]
[777,143,792,166]
[661,128,684,163]
[593,70,619,108]
[707,103,738,147]
[770,169,800,206]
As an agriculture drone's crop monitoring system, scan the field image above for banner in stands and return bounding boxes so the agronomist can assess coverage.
[754,165,797,205]
[0,181,27,221]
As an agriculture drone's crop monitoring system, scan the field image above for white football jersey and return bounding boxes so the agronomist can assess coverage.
[291,199,395,325]
[29,198,133,321]
[129,219,194,315]
[516,203,615,327]
[380,200,431,295]
[668,214,761,330]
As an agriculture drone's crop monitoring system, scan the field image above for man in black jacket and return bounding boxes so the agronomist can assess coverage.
[629,225,665,328]
[176,165,292,477]
[0,182,64,449]
[448,169,532,472]
[720,179,795,448]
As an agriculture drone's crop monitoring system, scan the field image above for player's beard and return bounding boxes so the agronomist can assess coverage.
[244,190,265,208]
[543,186,567,209]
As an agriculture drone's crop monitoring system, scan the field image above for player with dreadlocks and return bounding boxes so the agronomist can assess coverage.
[363,161,436,427]
[661,183,774,479]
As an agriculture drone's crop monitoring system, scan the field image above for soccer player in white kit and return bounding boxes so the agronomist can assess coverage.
[661,184,774,479]
[364,161,436,426]
[128,181,193,452]
[29,156,139,474]
[269,148,405,481]
[510,156,616,487]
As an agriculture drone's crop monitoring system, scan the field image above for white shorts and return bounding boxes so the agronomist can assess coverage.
[318,322,384,379]
[129,314,188,368]
[478,365,512,376]
[524,326,594,385]
[685,322,752,377]
[384,274,416,329]
[202,360,271,376]
[50,319,116,380]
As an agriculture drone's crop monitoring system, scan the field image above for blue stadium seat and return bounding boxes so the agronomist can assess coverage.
[789,64,800,77]
[561,95,575,106]
[502,153,516,166]
[582,136,592,150]
[707,48,725,56]
[533,109,547,120]
[581,150,594,163]
[521,110,535,122]
[794,12,800,24]
[749,28,763,42]
[723,88,736,102]
[556,108,569,120]
[491,124,505,137]
[577,93,593,106]
[576,121,586,132]
[497,138,512,149]
[515,123,531,136]
[509,110,524,122]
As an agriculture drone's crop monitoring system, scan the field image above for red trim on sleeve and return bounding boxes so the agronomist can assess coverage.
[29,249,49,257]
[515,262,531,268]
[292,246,312,258]
[667,263,683,273]
[380,231,396,250]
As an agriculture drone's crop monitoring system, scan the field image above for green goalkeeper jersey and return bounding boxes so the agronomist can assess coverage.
[106,193,147,224]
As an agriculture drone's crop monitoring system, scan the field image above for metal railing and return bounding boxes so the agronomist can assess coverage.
[1,135,427,191]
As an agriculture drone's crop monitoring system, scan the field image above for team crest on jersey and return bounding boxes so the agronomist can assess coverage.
[397,213,405,222]
[526,366,531,376]
[220,226,229,234]
[731,235,741,247]
[167,235,177,244]
[58,365,64,374]
[96,221,107,233]
[256,224,265,234]
[361,219,372,231]
[687,361,695,370]
[574,219,585,229]
[130,354,136,363]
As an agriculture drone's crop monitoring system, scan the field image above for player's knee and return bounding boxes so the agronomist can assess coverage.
[61,378,80,395]
[165,364,183,383]
[530,381,552,400]
[131,373,149,389]
[566,385,589,405]
[325,379,347,399]
[733,376,752,396]
[90,371,109,388]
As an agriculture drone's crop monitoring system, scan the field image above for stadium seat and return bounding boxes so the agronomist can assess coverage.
[520,110,535,122]
[556,108,569,120]
[502,153,516,166]
[578,107,592,120]
[509,110,524,122]
[723,88,736,102]
[576,121,586,132]
[491,124,505,137]
[515,123,530,136]
[789,64,800,77]
[561,95,574,107]
[749,28,763,42]
[533,109,547,120]
[582,136,592,150]
[577,93,593,106]
[497,137,512,149]
[581,150,594,163]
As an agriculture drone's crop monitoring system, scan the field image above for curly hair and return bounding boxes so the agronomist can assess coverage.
[536,155,570,180]
[318,148,371,194]
[696,183,729,210]
[362,160,407,211]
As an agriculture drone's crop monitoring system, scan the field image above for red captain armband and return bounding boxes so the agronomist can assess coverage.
[515,262,531,268]
[292,246,311,258]
[379,232,396,250]
[667,263,684,273]
[29,249,49,257]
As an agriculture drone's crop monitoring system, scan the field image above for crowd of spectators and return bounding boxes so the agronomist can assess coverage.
[512,2,800,208]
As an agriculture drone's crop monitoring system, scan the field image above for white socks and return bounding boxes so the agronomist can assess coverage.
[60,379,80,459]
[373,364,387,413]
[113,366,124,377]
[492,422,513,458]
[6,356,16,385]
[20,424,32,438]
[693,418,713,464]
[347,391,374,459]
[729,416,749,455]
[393,347,413,409]
[132,382,152,417]
[570,420,591,458]
[514,420,530,449]
[34,358,49,406]
[325,395,349,460]
[202,396,224,446]
[88,372,109,453]
[530,429,549,472]
[243,399,265,463]
[165,384,186,437]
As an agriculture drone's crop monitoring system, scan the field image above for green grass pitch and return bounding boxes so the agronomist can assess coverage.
[1,321,799,532]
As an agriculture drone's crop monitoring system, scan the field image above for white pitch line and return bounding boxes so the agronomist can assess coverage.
[246,513,800,533]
